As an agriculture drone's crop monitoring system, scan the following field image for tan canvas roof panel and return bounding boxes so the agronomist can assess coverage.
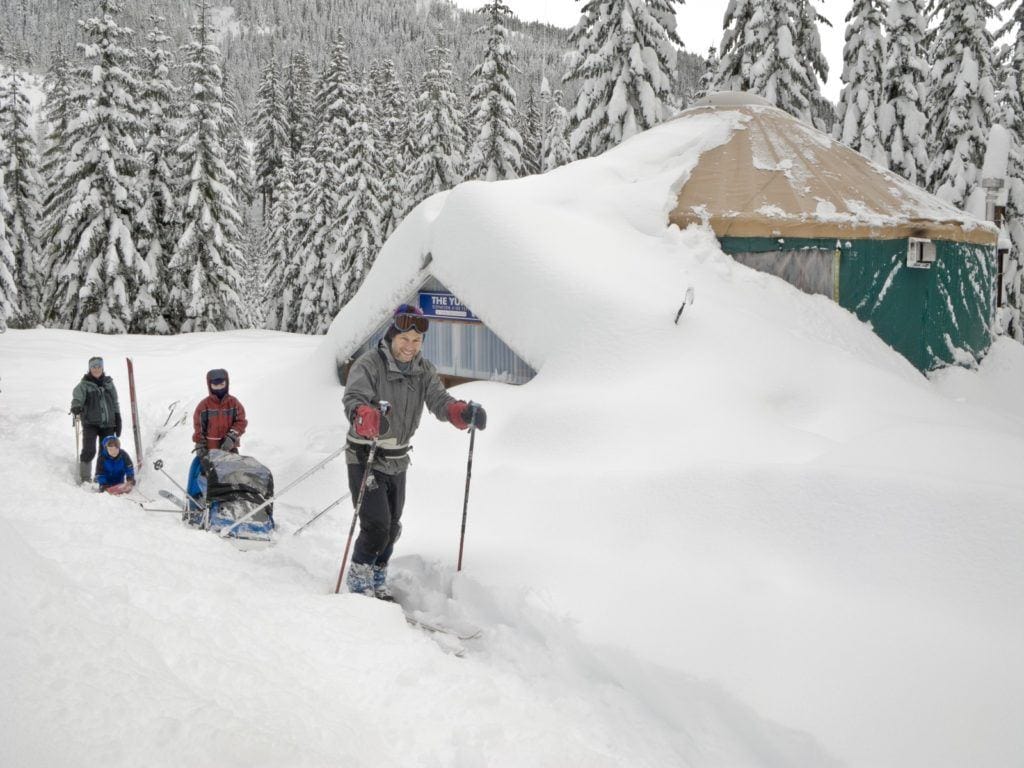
[669,102,997,246]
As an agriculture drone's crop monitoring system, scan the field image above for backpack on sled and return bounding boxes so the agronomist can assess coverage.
[185,449,275,540]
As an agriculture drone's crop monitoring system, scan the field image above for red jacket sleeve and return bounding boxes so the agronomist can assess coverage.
[192,398,205,444]
[230,397,247,438]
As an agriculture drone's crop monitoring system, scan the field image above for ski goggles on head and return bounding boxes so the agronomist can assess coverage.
[392,311,428,334]
[89,357,104,369]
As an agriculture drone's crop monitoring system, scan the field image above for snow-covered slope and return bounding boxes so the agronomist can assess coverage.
[4,110,1024,766]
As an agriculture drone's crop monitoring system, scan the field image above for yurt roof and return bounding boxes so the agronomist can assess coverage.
[668,94,997,246]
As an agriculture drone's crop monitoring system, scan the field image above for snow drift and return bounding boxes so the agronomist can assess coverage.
[321,108,1024,767]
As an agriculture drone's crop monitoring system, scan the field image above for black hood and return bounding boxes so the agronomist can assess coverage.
[206,368,230,397]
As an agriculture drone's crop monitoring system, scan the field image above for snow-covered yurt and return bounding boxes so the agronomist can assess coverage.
[337,272,535,387]
[670,93,999,372]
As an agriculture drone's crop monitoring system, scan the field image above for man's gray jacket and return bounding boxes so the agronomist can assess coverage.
[342,340,456,474]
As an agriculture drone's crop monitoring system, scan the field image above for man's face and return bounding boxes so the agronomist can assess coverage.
[391,330,424,363]
[90,365,103,376]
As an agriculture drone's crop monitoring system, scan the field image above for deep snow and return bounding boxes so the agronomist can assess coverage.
[4,105,1024,767]
[3,294,1022,767]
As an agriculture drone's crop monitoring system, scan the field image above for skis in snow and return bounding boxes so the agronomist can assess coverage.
[126,357,144,470]
[404,614,482,642]
[159,488,188,510]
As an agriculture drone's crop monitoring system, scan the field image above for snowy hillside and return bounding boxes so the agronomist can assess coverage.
[4,254,1023,765]
[4,107,1024,768]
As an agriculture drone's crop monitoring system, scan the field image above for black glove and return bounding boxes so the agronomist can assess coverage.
[220,433,237,452]
[462,403,487,431]
[115,413,122,437]
[71,405,82,415]
[193,442,209,457]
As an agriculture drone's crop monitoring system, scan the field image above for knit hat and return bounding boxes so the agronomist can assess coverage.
[88,356,104,370]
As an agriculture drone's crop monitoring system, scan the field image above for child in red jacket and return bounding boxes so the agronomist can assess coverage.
[192,368,247,454]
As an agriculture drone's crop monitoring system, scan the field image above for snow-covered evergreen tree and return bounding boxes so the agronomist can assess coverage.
[795,0,834,131]
[253,59,288,216]
[39,44,79,280]
[170,0,247,332]
[694,46,718,101]
[293,34,356,335]
[221,65,254,211]
[0,63,43,327]
[714,0,830,125]
[284,51,313,159]
[465,0,524,181]
[835,0,886,164]
[369,57,407,238]
[406,44,465,208]
[714,0,758,93]
[997,0,1024,340]
[879,0,930,186]
[45,0,147,333]
[335,80,387,311]
[133,14,180,333]
[521,86,543,175]
[262,147,301,332]
[0,137,17,332]
[564,0,682,159]
[925,0,1002,207]
[542,86,572,171]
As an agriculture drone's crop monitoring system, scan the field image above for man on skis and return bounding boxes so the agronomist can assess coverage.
[342,303,487,600]
[70,357,123,483]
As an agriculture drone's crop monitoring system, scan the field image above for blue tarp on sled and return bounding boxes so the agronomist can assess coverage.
[184,450,275,540]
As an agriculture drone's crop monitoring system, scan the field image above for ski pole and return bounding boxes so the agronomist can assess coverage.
[334,439,379,593]
[456,402,480,572]
[293,492,351,537]
[333,400,390,593]
[219,444,347,538]
[152,458,205,511]
[73,413,81,461]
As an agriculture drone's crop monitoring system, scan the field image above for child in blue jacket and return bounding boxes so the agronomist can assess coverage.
[96,435,136,492]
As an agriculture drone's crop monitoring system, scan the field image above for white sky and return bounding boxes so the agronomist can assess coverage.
[449,0,854,101]
[448,0,1012,104]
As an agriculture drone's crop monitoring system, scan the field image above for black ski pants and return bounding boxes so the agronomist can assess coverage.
[348,462,406,567]
[81,424,116,466]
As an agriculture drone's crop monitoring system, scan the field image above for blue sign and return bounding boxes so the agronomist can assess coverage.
[418,292,480,322]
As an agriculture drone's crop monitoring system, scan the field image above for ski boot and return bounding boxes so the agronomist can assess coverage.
[346,562,375,596]
[372,564,396,602]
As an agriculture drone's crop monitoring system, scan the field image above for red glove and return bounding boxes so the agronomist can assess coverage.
[447,400,469,430]
[353,404,381,438]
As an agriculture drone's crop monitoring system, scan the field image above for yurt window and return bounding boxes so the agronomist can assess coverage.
[906,238,937,269]
[730,248,835,297]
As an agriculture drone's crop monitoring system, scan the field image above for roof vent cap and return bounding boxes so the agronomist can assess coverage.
[690,91,773,109]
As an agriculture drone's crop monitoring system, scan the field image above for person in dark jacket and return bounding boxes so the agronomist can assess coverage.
[342,303,488,600]
[192,368,247,454]
[71,356,122,483]
[95,435,136,492]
